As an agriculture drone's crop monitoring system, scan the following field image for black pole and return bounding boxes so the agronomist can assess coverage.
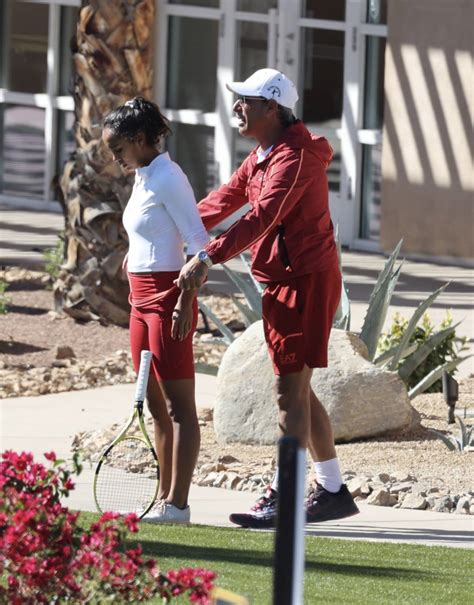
[273,436,306,605]
[442,371,458,424]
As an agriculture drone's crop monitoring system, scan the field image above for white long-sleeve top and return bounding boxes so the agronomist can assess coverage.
[123,152,209,272]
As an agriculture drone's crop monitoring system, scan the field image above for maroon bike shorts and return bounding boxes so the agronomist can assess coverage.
[128,271,197,381]
[262,264,341,375]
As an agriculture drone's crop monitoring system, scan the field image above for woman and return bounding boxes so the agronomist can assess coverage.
[102,96,209,523]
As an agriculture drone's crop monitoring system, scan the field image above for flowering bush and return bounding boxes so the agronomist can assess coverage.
[0,450,216,604]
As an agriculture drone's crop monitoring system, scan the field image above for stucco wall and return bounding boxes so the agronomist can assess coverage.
[381,0,473,259]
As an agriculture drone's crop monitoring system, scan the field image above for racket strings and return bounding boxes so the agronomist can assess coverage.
[95,438,159,517]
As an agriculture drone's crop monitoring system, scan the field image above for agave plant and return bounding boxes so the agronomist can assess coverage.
[358,240,469,398]
[430,417,474,452]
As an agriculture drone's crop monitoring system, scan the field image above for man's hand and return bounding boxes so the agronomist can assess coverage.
[175,257,209,290]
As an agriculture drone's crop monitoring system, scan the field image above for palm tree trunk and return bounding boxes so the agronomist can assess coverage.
[55,0,155,325]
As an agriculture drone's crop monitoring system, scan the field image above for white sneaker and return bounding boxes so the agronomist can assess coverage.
[144,501,191,524]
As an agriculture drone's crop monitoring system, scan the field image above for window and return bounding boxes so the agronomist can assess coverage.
[0,0,79,208]
[360,143,382,240]
[364,36,386,130]
[300,27,344,192]
[237,0,277,13]
[7,1,49,94]
[0,105,46,198]
[169,0,219,6]
[359,35,386,240]
[301,28,344,127]
[236,21,268,81]
[166,16,218,112]
[302,0,345,21]
[167,123,215,201]
[56,110,75,178]
[59,6,79,96]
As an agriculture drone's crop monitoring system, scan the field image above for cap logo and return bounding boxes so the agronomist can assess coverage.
[266,86,281,99]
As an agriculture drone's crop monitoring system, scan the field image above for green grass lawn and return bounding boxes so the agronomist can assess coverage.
[80,512,473,604]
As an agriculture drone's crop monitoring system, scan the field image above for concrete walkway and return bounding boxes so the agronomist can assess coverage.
[1,382,472,549]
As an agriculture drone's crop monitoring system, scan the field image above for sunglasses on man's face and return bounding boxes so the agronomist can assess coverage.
[236,96,268,105]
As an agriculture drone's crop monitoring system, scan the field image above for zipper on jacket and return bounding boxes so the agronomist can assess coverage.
[277,223,293,272]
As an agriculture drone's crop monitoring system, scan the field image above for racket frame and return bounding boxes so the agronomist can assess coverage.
[93,351,160,518]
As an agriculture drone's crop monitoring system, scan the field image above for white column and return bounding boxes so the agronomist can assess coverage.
[44,3,61,208]
[337,0,366,245]
[214,0,236,187]
[276,0,300,86]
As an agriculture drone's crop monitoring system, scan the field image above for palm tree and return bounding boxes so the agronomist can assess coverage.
[54,0,154,325]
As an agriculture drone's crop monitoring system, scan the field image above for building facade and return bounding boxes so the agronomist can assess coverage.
[0,0,472,261]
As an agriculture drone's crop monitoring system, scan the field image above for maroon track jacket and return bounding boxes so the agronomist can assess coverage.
[199,120,338,283]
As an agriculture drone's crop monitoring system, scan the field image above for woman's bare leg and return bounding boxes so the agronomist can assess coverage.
[160,378,200,509]
[146,375,173,501]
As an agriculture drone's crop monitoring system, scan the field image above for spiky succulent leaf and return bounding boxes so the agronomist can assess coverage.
[197,300,235,345]
[388,284,449,371]
[455,417,469,450]
[231,294,260,327]
[397,322,461,381]
[240,253,265,294]
[367,238,403,307]
[408,355,472,399]
[360,263,403,360]
[374,342,418,367]
[429,429,460,451]
[222,263,262,317]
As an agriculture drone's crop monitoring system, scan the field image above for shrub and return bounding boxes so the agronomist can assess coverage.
[43,234,65,285]
[0,279,10,314]
[0,450,216,604]
[377,311,467,392]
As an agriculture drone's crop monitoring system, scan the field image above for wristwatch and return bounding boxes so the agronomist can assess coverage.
[197,249,213,268]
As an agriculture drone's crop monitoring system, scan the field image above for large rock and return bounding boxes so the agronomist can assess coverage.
[214,322,413,444]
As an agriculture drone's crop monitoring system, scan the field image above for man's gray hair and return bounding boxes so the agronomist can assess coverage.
[277,104,296,127]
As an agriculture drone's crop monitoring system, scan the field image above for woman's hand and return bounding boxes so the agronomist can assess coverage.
[171,304,194,341]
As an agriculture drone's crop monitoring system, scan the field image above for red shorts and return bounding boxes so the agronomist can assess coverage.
[262,265,341,375]
[128,272,197,381]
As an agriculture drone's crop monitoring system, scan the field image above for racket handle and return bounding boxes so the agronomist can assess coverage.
[135,350,152,402]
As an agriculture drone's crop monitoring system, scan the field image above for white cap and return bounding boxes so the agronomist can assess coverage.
[226,68,299,111]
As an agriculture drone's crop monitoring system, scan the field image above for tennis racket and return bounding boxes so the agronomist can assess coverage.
[93,350,160,518]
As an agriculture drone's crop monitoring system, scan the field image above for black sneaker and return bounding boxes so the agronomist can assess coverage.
[306,483,359,523]
[229,487,278,529]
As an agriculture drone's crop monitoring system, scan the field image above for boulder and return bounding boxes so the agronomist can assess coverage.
[214,322,413,445]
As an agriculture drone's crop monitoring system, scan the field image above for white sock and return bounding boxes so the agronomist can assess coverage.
[314,458,343,493]
[270,469,279,492]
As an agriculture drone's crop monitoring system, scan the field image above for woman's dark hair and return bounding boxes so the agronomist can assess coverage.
[103,96,171,145]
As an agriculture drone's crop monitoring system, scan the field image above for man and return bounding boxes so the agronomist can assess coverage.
[176,68,358,529]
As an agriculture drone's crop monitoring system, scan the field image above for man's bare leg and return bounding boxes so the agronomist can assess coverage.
[308,387,337,462]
